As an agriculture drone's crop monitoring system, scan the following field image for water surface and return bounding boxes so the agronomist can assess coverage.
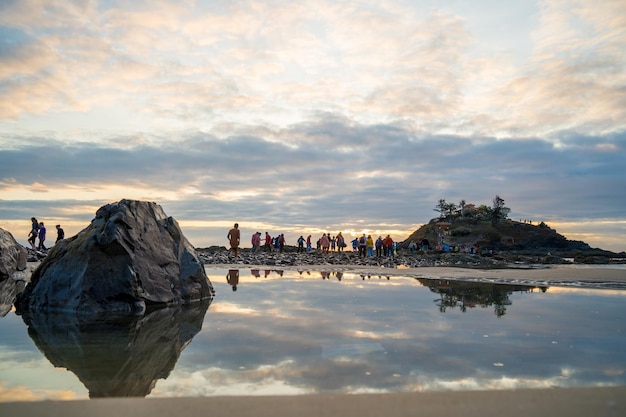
[0,267,625,401]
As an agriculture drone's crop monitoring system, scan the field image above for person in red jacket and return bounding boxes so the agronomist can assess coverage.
[383,235,394,256]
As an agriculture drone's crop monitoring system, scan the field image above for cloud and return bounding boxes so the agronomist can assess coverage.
[1,118,624,251]
[0,0,625,251]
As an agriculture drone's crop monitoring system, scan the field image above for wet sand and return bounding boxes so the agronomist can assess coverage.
[1,386,624,417]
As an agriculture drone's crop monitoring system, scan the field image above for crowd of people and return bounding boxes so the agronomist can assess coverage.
[27,217,64,251]
[226,223,410,258]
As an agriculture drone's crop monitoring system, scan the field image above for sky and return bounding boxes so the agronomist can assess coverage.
[0,0,625,252]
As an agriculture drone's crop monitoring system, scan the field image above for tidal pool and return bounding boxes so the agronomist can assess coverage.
[0,267,625,401]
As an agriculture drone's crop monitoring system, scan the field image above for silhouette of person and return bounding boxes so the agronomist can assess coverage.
[227,223,240,257]
[56,224,65,242]
[28,217,39,250]
[37,222,47,250]
[227,269,239,291]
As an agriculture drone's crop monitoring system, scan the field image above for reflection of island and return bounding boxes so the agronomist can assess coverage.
[417,278,547,317]
[20,301,210,398]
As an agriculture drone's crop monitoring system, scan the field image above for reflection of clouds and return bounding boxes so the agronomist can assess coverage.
[0,382,80,402]
[210,302,260,316]
[2,269,625,399]
[171,269,626,395]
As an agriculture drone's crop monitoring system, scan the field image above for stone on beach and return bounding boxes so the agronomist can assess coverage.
[16,200,213,315]
[0,227,28,280]
[0,228,29,317]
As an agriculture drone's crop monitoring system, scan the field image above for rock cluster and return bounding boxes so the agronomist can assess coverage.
[17,200,214,315]
[0,228,29,317]
[197,248,567,269]
[0,227,28,279]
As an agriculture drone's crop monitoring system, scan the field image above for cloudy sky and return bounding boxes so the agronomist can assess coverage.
[0,0,625,252]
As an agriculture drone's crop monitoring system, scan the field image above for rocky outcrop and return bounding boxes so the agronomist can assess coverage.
[17,200,214,315]
[0,227,28,280]
[402,218,603,255]
[0,228,28,316]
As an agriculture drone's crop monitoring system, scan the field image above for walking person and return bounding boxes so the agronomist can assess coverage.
[336,232,345,252]
[297,235,305,253]
[227,223,241,258]
[28,217,39,250]
[37,222,47,250]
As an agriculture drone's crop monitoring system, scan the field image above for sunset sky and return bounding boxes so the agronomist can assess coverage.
[1,0,625,251]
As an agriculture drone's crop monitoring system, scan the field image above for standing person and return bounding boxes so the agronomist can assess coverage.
[330,236,336,252]
[366,234,374,257]
[375,236,383,257]
[265,232,272,252]
[251,232,261,253]
[306,235,312,253]
[37,222,47,250]
[227,223,241,258]
[278,234,285,252]
[55,224,65,243]
[320,233,330,253]
[358,234,366,257]
[297,235,305,253]
[383,235,394,257]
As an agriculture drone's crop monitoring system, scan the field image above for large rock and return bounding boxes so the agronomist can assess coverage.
[0,227,28,280]
[17,200,213,315]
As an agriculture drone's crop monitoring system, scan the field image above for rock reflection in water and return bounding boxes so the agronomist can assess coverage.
[417,278,548,316]
[20,301,210,398]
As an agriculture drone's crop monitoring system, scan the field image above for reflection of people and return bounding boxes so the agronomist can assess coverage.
[227,223,240,257]
[227,269,239,291]
[251,269,260,278]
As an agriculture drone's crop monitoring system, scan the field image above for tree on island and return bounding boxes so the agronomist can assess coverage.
[490,195,510,225]
[433,199,457,221]
[433,195,510,224]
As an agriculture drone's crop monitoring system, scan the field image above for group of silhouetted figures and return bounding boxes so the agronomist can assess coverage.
[27,217,64,251]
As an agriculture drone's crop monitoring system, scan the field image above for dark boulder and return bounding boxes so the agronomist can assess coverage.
[17,200,213,315]
[0,227,28,280]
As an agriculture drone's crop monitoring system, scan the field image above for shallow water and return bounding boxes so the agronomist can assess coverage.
[0,267,625,401]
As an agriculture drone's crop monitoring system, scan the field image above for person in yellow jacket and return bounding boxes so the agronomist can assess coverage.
[366,234,374,257]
